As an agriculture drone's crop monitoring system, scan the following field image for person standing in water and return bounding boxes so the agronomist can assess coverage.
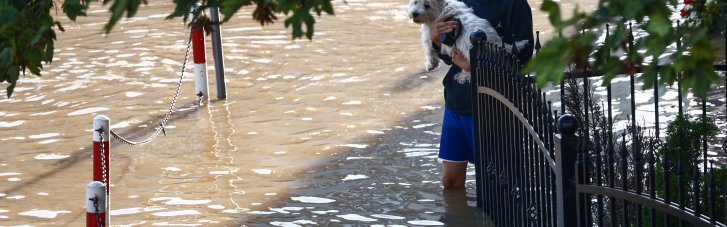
[429,0,534,189]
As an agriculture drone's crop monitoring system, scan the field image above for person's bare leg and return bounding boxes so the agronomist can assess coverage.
[442,161,467,189]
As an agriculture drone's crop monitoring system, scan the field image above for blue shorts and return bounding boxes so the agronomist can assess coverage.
[438,108,475,163]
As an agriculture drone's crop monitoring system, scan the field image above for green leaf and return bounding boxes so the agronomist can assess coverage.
[526,37,571,87]
[540,1,562,32]
[5,82,15,98]
[645,14,670,37]
[62,0,88,21]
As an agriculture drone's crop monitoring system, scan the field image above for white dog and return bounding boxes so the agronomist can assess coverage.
[409,0,528,83]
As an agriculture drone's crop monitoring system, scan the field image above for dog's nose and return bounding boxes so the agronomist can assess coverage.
[412,12,420,18]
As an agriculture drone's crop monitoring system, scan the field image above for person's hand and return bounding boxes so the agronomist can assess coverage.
[452,48,470,72]
[430,13,457,47]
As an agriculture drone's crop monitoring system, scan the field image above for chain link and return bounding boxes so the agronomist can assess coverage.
[96,128,109,188]
[110,29,194,146]
[90,196,103,227]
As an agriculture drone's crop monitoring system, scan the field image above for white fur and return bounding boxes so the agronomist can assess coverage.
[409,0,529,83]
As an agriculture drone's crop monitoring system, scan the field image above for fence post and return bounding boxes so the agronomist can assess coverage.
[86,181,106,227]
[555,114,579,227]
[190,3,209,103]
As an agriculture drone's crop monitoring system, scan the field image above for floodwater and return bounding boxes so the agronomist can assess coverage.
[3,0,724,226]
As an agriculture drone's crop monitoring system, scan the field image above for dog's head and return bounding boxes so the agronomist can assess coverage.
[408,0,443,24]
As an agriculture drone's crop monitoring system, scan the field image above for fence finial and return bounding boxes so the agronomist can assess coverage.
[534,31,541,53]
[557,114,578,135]
[470,30,488,44]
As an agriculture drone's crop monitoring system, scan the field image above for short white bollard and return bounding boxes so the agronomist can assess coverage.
[190,3,209,103]
[86,181,106,227]
[92,115,110,226]
[92,115,110,191]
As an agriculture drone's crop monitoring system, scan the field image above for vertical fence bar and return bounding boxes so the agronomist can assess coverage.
[608,127,616,227]
[648,138,656,225]
[702,100,708,178]
[676,21,683,114]
[596,129,604,227]
[709,161,716,224]
[664,139,672,226]
[556,114,579,227]
[620,133,629,226]
[692,165,701,217]
[470,33,484,209]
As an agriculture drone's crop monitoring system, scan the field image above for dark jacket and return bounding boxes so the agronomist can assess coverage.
[434,0,534,115]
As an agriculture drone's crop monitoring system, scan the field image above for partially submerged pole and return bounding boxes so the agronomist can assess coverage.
[209,3,227,100]
[190,3,209,103]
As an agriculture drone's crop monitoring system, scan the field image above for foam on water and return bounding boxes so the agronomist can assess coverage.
[311,210,339,214]
[290,196,335,204]
[126,92,143,97]
[18,209,71,219]
[337,214,377,222]
[407,220,444,225]
[342,174,369,181]
[252,169,272,175]
[38,139,59,144]
[0,173,20,177]
[34,154,70,160]
[207,205,225,209]
[110,207,144,216]
[371,214,406,220]
[340,144,368,149]
[67,107,109,116]
[164,198,211,205]
[0,120,24,127]
[270,220,316,227]
[163,167,182,172]
[209,170,238,175]
[366,130,385,134]
[29,133,60,139]
[342,100,362,105]
[152,210,201,216]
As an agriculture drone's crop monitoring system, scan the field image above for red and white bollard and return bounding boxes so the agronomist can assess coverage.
[86,181,106,227]
[191,3,209,103]
[92,115,110,226]
[93,115,110,191]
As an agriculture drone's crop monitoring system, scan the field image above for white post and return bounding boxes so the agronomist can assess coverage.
[86,181,106,227]
[92,115,110,225]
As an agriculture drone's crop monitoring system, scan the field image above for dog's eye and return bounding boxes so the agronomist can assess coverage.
[424,4,430,8]
[414,1,417,4]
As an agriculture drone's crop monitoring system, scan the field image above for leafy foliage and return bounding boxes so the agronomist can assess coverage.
[526,0,723,99]
[0,0,335,98]
[652,113,723,225]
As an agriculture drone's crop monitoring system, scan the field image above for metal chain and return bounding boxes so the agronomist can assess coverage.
[110,29,194,146]
[96,128,109,188]
[90,196,103,227]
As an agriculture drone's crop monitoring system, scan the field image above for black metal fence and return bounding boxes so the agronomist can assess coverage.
[470,22,727,226]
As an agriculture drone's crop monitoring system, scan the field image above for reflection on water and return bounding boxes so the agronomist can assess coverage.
[0,0,595,225]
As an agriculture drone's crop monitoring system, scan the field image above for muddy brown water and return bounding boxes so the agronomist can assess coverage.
[6,0,722,226]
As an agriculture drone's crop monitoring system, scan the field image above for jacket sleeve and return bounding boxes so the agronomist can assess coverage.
[509,0,534,64]
[431,43,454,65]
